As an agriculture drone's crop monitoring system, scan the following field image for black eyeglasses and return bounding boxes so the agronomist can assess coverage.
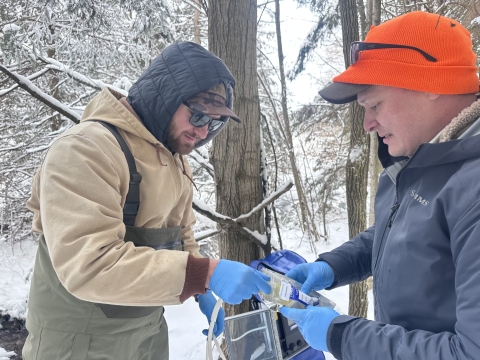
[350,41,437,65]
[183,102,226,133]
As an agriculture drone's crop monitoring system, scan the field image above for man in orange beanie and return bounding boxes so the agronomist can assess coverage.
[280,11,480,359]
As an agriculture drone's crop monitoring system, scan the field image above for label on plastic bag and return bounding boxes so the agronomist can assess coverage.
[279,280,320,306]
[279,280,292,301]
[298,291,314,305]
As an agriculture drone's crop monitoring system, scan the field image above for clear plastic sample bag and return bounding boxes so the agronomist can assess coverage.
[223,268,339,360]
[257,268,338,312]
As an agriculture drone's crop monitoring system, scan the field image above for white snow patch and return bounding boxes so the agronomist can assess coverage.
[193,198,229,220]
[2,24,20,33]
[349,145,366,163]
[0,347,16,359]
[242,228,268,245]
[0,238,37,320]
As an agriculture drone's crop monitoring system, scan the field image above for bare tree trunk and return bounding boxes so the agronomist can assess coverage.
[208,0,264,317]
[462,0,480,24]
[358,0,368,39]
[366,0,381,293]
[366,0,373,29]
[367,134,380,227]
[367,135,383,229]
[47,25,63,131]
[373,0,381,26]
[274,0,320,249]
[366,133,380,291]
[339,0,370,319]
[193,0,201,44]
[262,113,284,249]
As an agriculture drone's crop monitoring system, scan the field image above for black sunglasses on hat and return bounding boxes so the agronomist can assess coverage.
[350,41,437,65]
[318,41,439,104]
[183,102,226,133]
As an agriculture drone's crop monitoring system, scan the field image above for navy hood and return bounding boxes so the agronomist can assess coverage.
[126,41,236,148]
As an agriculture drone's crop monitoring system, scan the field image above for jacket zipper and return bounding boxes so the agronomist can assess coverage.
[373,145,423,271]
[374,200,399,270]
[387,203,400,227]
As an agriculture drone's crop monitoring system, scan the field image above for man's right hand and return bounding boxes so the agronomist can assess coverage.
[280,305,339,352]
[208,259,271,305]
[285,262,335,294]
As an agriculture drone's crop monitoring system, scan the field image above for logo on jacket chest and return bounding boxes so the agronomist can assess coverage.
[410,190,429,206]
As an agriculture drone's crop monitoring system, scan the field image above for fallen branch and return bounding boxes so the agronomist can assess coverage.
[44,57,127,96]
[0,65,81,123]
[194,228,223,241]
[192,198,268,250]
[235,181,293,222]
[0,67,50,97]
[192,180,294,252]
[188,149,214,178]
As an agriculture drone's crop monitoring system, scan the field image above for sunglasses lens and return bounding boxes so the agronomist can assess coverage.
[190,112,211,127]
[186,103,226,133]
[208,119,226,132]
[350,43,359,65]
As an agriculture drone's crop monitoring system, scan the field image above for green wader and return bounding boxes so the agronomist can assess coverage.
[23,122,184,360]
[23,227,183,360]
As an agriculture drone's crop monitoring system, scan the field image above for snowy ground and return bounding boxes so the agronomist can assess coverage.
[0,215,373,360]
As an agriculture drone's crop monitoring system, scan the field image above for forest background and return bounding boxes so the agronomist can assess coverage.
[0,0,479,359]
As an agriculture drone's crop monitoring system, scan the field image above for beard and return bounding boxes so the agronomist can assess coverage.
[166,125,198,155]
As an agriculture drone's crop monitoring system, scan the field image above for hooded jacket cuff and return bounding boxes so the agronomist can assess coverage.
[179,255,210,302]
[317,252,358,289]
[327,315,359,359]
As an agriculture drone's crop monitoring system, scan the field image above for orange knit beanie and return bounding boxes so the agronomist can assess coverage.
[333,11,479,95]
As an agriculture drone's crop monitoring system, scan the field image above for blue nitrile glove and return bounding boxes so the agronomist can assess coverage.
[280,306,339,352]
[209,259,271,305]
[197,290,225,337]
[285,261,335,294]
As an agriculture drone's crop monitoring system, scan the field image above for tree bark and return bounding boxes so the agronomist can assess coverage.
[208,0,264,317]
[193,0,201,44]
[357,0,368,39]
[367,134,382,227]
[372,0,381,26]
[47,25,63,131]
[339,0,370,319]
[366,0,381,292]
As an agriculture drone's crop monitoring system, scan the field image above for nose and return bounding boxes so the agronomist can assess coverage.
[363,112,379,132]
[194,123,209,139]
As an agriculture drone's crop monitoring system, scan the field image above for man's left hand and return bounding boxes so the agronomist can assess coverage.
[280,306,339,352]
[197,290,225,337]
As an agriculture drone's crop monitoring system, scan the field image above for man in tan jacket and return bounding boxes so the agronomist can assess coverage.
[23,41,271,360]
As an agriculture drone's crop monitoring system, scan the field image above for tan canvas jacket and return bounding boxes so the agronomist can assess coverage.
[27,88,209,306]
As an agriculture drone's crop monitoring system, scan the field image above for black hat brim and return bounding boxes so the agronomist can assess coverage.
[318,82,371,104]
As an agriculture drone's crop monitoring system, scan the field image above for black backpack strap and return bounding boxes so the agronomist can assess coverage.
[97,121,142,227]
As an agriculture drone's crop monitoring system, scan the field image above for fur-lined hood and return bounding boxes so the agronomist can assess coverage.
[435,99,480,142]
